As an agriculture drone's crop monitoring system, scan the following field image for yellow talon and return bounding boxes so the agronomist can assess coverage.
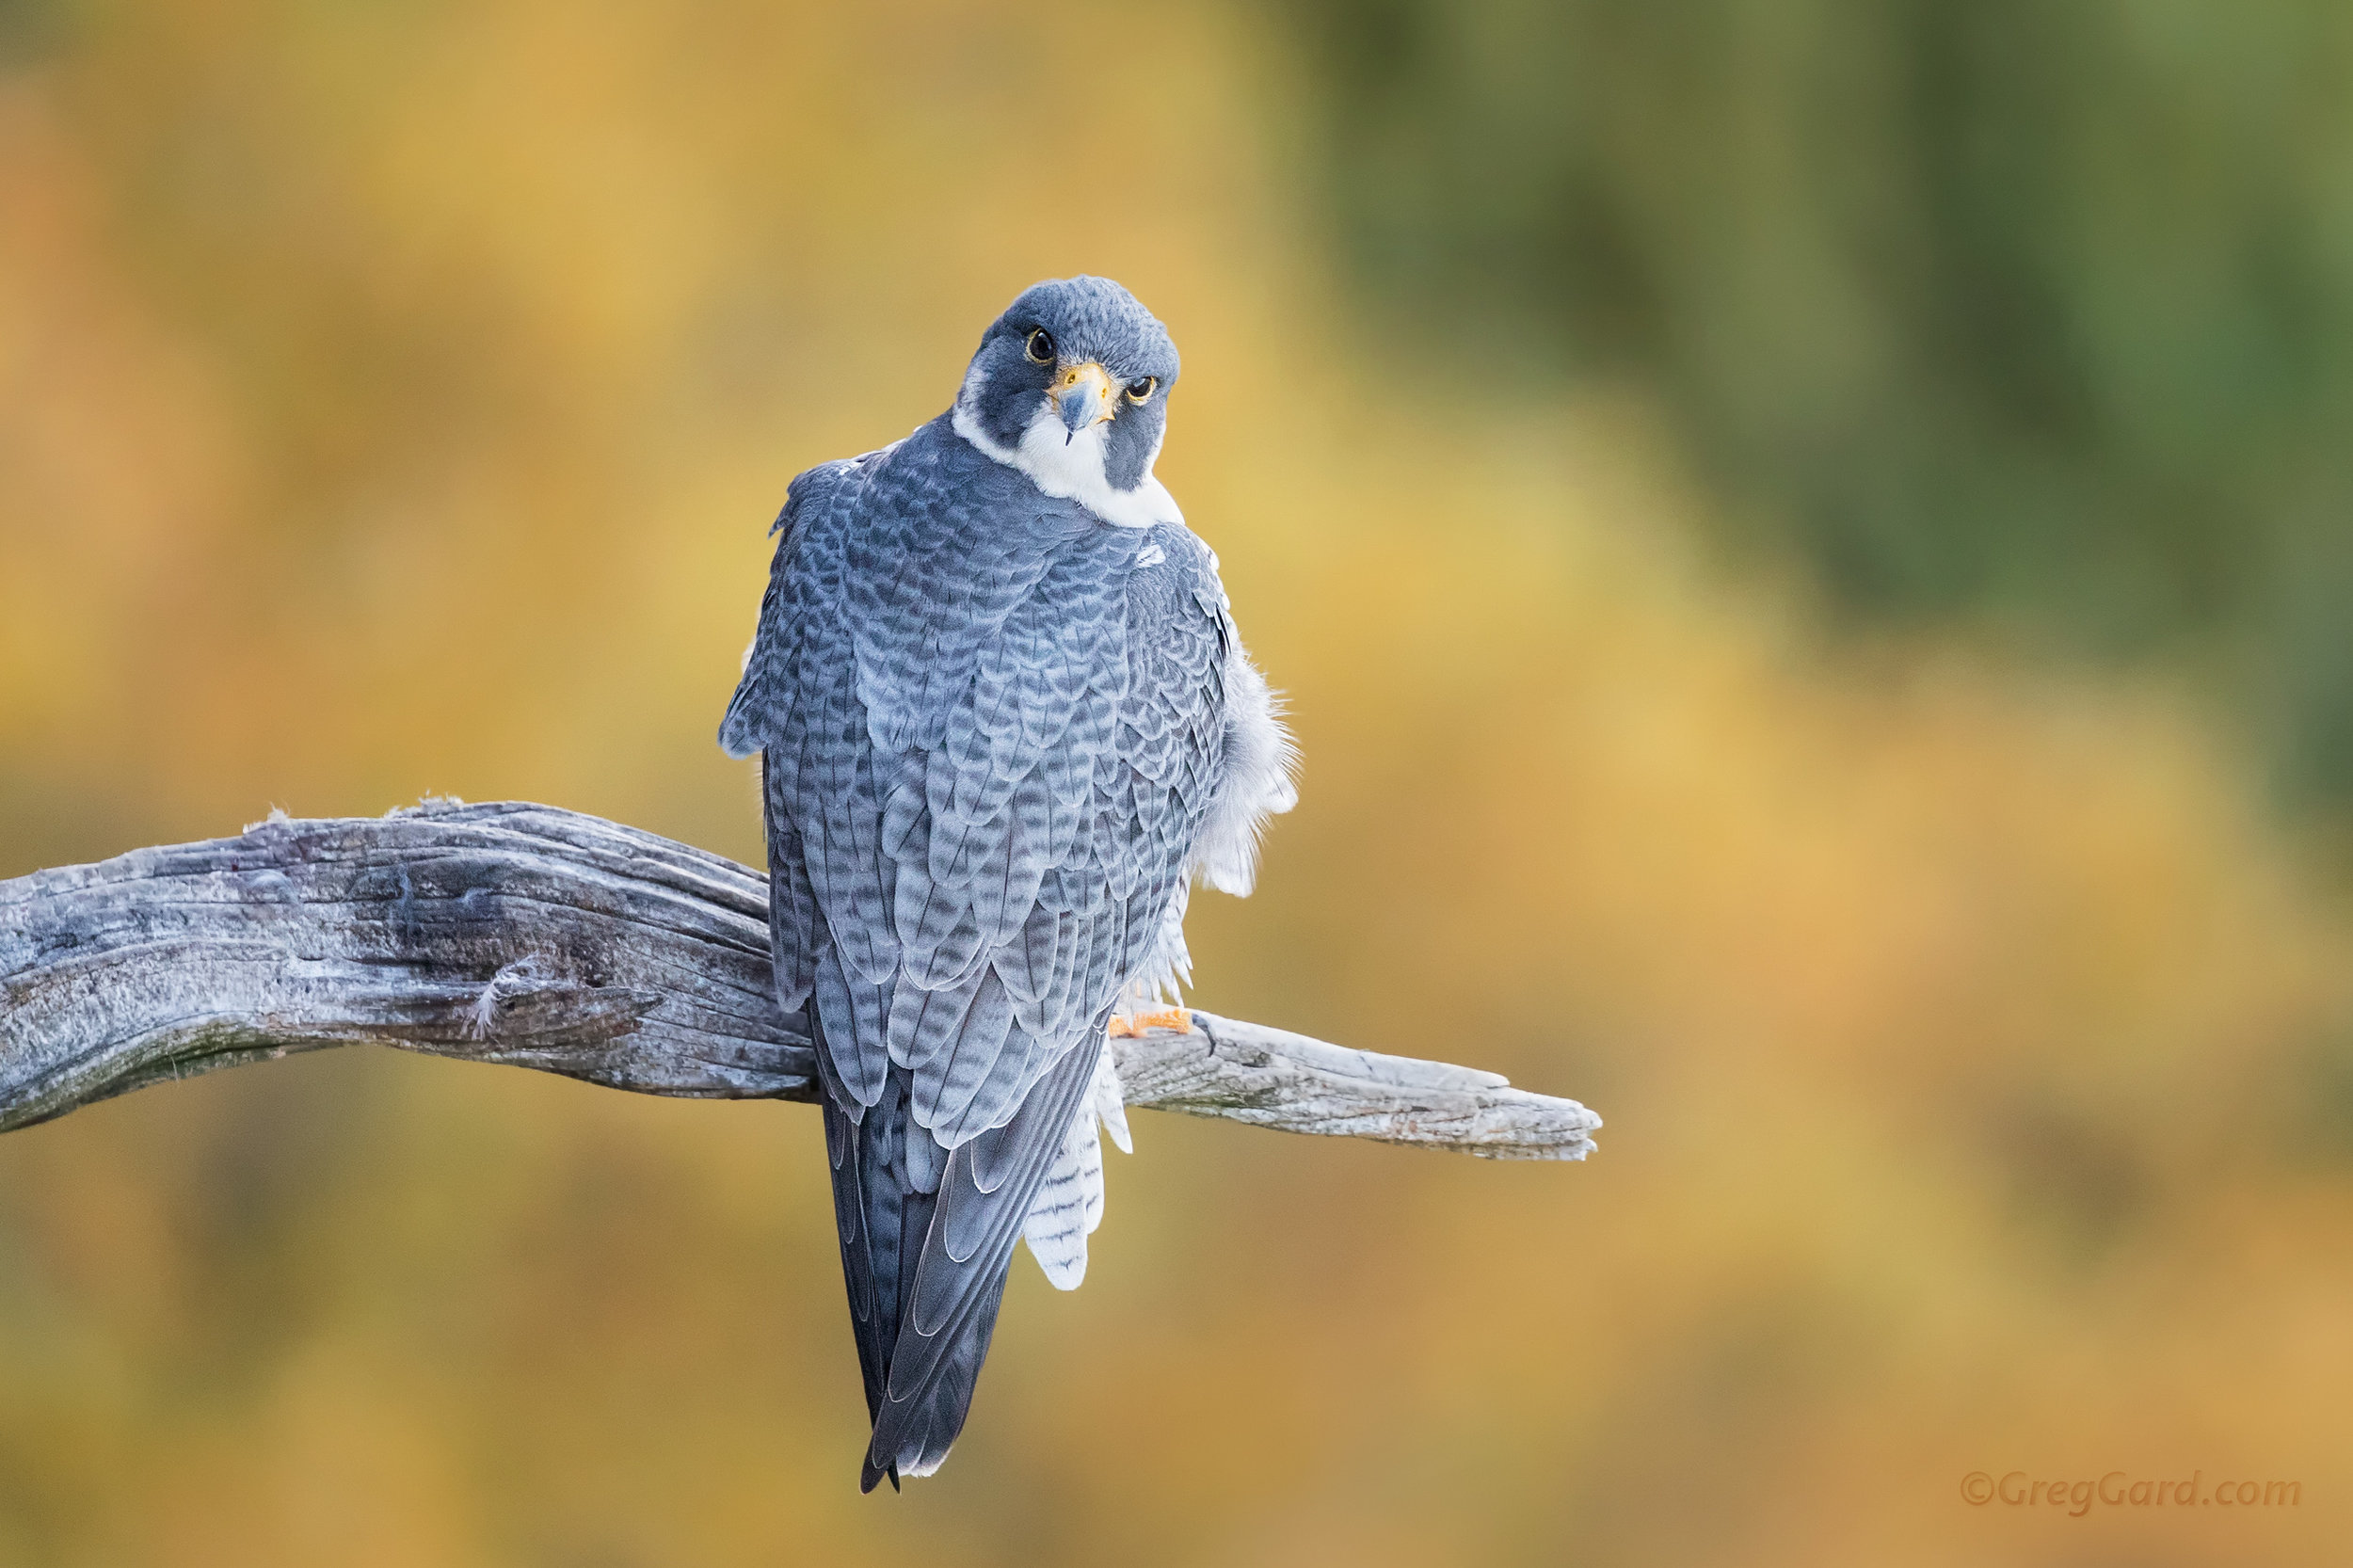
[1108,1007,1193,1038]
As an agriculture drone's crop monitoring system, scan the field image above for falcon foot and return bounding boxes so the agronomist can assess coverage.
[1109,1007,1193,1038]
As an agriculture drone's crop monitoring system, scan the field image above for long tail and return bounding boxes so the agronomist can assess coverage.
[818,1028,1105,1492]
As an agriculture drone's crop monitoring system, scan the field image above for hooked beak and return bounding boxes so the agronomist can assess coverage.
[1052,361,1117,442]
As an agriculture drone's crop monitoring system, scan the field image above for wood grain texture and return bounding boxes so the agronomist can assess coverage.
[0,801,1599,1160]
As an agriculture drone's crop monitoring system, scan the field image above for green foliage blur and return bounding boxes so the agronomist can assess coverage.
[1283,0,2353,799]
[2,2,2351,1564]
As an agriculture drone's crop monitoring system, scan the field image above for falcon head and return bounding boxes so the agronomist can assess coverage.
[952,277,1182,520]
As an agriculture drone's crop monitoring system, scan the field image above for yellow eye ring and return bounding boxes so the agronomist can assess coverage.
[1125,376,1158,405]
[1025,328,1056,364]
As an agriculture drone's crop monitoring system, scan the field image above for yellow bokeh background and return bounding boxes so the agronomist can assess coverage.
[4,4,2350,1563]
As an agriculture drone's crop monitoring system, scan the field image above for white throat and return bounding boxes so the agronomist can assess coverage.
[952,369,1183,531]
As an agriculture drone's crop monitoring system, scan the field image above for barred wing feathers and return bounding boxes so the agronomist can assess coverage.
[720,419,1230,1487]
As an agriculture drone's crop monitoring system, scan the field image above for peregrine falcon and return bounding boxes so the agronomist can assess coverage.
[719,277,1297,1490]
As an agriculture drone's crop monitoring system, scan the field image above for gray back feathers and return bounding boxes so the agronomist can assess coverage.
[722,405,1248,1488]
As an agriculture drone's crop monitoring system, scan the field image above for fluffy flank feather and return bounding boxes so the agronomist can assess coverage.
[1195,644,1298,896]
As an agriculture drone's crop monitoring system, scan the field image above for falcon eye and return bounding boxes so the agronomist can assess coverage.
[1025,328,1056,364]
[1125,376,1158,405]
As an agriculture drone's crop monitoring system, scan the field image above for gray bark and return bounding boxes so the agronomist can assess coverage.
[0,801,1599,1160]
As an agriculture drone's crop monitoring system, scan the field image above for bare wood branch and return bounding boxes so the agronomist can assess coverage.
[0,801,1598,1160]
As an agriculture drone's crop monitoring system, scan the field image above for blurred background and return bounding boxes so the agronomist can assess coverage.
[3,0,2350,1562]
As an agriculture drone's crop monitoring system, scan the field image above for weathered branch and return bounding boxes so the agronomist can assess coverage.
[0,801,1598,1160]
